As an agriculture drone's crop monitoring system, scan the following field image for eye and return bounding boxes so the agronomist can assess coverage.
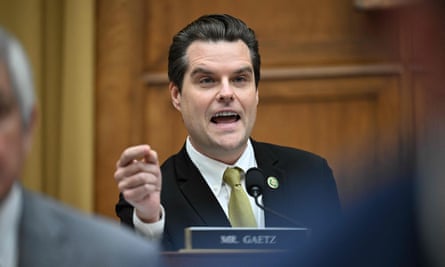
[200,77,213,83]
[0,92,15,119]
[233,76,247,83]
[232,74,251,86]
[198,76,216,87]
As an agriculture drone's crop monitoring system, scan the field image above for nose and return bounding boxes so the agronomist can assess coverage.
[216,80,234,102]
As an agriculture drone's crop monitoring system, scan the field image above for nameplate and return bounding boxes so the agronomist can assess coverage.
[184,227,310,250]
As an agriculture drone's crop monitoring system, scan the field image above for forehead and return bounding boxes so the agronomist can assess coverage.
[185,40,252,72]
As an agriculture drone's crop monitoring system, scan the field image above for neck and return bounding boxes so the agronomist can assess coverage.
[189,138,248,165]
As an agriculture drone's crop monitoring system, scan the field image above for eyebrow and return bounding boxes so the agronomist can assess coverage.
[234,66,254,75]
[190,66,253,77]
[190,67,212,77]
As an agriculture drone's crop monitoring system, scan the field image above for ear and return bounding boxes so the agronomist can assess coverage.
[169,82,181,111]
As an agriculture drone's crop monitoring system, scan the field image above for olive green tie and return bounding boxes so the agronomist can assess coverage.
[223,167,257,227]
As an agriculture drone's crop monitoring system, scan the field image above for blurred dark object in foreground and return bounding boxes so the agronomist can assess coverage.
[268,1,445,266]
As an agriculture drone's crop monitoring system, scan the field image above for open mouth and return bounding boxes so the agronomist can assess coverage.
[211,111,240,124]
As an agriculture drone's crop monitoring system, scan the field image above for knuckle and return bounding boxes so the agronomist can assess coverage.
[117,181,127,192]
[122,190,133,200]
[113,170,122,182]
[136,172,147,183]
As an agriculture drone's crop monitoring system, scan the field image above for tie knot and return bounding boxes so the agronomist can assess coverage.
[223,167,244,188]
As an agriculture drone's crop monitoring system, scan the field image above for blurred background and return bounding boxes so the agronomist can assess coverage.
[0,0,441,227]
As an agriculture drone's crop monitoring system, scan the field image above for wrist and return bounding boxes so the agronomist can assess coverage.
[135,208,162,223]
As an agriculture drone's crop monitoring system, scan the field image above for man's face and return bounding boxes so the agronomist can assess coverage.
[0,62,31,200]
[170,40,259,164]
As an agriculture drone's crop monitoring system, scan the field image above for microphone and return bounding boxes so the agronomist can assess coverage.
[245,167,307,228]
[245,167,264,198]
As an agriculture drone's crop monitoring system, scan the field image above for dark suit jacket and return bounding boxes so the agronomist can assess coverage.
[19,188,161,267]
[116,140,341,251]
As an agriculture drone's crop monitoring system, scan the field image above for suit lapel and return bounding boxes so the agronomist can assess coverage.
[173,142,295,227]
[252,140,292,227]
[175,147,231,226]
[18,190,67,267]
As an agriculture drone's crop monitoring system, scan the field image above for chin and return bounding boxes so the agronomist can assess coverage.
[215,136,247,152]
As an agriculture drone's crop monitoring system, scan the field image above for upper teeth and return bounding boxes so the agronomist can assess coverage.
[214,111,237,117]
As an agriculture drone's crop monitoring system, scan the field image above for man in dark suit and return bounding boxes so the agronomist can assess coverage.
[0,27,161,266]
[114,14,341,251]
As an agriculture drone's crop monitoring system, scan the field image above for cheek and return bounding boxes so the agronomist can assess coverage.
[0,117,27,177]
[0,132,25,198]
[182,92,210,115]
[243,91,259,113]
[0,130,25,165]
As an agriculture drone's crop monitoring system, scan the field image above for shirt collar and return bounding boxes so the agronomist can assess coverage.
[0,182,22,267]
[185,137,257,195]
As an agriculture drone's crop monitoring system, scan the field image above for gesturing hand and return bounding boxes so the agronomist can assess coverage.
[114,145,162,223]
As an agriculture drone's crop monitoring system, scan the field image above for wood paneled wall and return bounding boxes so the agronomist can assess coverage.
[96,0,416,218]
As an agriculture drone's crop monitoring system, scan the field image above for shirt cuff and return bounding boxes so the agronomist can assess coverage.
[133,205,165,241]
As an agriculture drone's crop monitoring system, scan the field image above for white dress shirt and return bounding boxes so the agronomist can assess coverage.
[134,137,265,239]
[0,183,22,267]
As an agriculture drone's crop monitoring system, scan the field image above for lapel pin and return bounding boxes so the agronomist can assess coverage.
[266,176,279,189]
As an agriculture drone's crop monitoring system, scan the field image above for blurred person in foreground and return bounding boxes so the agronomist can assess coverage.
[266,1,445,266]
[114,13,341,251]
[0,27,161,267]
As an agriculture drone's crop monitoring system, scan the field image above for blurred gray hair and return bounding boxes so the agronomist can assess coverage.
[0,27,35,128]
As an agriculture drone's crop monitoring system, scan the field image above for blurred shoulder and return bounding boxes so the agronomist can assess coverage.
[22,189,161,267]
[251,139,327,163]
